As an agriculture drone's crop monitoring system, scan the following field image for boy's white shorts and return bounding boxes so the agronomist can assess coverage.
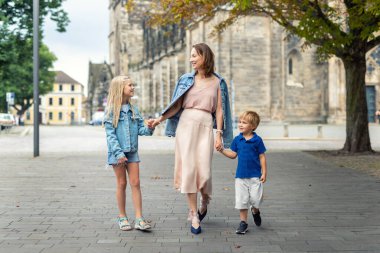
[235,177,263,210]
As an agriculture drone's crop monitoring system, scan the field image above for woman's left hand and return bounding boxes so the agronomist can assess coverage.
[214,135,222,150]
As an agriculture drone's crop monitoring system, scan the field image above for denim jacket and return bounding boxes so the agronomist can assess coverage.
[162,71,233,148]
[104,104,153,163]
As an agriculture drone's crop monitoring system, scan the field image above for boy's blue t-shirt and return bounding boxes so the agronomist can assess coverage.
[230,132,266,178]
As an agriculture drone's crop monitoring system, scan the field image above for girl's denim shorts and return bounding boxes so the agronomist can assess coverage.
[108,151,140,165]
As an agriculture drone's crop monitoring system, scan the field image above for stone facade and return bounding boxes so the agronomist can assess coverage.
[109,1,380,123]
[86,61,113,121]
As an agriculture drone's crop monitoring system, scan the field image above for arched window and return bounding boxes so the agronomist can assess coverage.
[286,49,303,88]
[288,58,293,75]
[366,46,380,82]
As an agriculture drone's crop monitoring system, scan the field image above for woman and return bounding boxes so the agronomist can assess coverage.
[151,43,233,234]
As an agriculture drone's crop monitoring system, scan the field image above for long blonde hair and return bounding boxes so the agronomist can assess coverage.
[105,75,135,128]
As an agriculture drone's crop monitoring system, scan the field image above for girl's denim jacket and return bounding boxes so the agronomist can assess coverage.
[104,104,153,163]
[162,71,233,148]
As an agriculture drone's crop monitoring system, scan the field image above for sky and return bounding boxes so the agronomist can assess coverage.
[44,0,109,94]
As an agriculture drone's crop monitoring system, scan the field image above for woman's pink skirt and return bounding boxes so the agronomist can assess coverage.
[174,108,213,195]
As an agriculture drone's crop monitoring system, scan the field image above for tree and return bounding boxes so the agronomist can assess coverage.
[0,0,69,113]
[1,36,57,117]
[138,0,380,153]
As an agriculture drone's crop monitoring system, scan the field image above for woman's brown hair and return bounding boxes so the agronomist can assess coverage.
[192,43,215,77]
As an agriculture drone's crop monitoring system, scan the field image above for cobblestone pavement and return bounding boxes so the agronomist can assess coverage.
[0,126,380,252]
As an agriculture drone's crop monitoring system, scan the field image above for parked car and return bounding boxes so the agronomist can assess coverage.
[0,113,15,130]
[89,111,104,126]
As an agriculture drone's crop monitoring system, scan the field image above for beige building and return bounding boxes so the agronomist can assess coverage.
[108,0,380,123]
[24,71,86,125]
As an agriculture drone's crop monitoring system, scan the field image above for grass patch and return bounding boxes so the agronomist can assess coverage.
[306,150,380,178]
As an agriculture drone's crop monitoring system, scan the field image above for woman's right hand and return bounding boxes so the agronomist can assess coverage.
[150,117,162,128]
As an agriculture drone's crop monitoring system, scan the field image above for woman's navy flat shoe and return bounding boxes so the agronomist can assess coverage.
[191,224,202,234]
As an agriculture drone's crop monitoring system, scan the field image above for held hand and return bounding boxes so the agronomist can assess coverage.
[146,119,155,129]
[151,118,161,128]
[117,156,128,165]
[260,174,267,183]
[216,145,224,152]
[214,137,222,151]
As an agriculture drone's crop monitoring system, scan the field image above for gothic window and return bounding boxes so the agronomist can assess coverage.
[288,58,293,75]
[286,49,304,88]
[366,46,380,82]
[367,62,375,77]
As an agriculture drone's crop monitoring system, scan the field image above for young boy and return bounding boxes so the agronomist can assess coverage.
[218,111,267,234]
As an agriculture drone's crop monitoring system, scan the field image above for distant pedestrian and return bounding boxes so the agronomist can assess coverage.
[149,43,233,234]
[218,111,267,234]
[104,75,155,231]
[376,110,380,124]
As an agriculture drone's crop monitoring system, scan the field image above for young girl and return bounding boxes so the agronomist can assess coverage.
[104,75,154,231]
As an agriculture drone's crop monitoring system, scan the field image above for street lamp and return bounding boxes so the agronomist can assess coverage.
[33,0,39,157]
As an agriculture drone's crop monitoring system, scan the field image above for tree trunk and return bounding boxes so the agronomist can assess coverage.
[342,52,373,153]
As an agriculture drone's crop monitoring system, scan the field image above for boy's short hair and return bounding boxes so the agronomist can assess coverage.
[239,111,260,129]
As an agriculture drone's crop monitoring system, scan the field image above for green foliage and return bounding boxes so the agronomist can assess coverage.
[0,31,56,114]
[0,0,68,113]
[0,0,69,37]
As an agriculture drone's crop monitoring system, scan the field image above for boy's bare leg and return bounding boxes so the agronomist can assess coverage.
[239,209,248,222]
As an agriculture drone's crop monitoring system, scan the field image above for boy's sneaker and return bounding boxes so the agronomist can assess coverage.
[252,209,262,226]
[236,221,248,234]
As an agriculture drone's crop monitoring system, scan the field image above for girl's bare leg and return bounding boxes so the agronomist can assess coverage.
[113,164,127,217]
[126,162,142,218]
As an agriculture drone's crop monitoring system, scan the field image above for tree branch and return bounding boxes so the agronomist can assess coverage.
[309,0,347,40]
[366,35,380,52]
[343,0,355,9]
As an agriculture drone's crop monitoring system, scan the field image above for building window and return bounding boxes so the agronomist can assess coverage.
[58,112,63,120]
[286,49,304,88]
[49,112,53,120]
[70,112,75,122]
[59,84,63,91]
[288,58,293,75]
[71,98,75,106]
[59,97,63,105]
[71,85,75,91]
[26,112,30,120]
[49,98,53,105]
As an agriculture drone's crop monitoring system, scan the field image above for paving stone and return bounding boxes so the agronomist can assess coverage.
[0,137,379,252]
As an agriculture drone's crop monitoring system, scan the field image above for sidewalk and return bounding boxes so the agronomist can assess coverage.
[1,151,380,252]
[1,125,379,155]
